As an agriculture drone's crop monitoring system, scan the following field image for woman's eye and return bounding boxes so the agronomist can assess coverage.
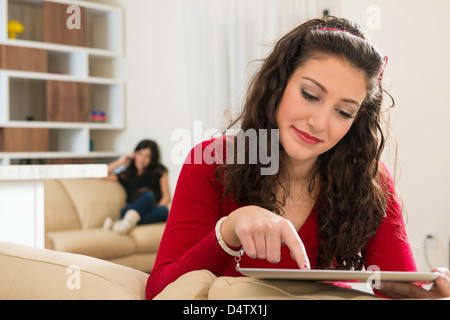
[301,89,319,102]
[337,109,355,119]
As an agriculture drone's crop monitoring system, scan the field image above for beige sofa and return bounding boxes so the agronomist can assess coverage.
[0,241,148,299]
[0,241,382,300]
[0,179,434,300]
[43,178,166,273]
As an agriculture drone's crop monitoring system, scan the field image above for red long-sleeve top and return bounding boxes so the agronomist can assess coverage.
[146,138,417,299]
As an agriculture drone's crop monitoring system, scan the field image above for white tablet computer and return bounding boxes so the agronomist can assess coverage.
[239,268,439,284]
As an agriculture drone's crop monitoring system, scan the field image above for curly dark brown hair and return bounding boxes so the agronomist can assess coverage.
[216,16,394,270]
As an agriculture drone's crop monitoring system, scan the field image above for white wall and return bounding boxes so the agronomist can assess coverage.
[94,0,449,272]
[93,0,190,192]
[338,0,450,271]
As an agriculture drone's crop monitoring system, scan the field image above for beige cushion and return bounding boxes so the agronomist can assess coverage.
[109,252,157,273]
[208,277,382,300]
[154,270,382,300]
[59,179,126,229]
[46,229,136,260]
[43,178,164,272]
[153,270,218,300]
[0,241,148,300]
[44,179,81,232]
[129,222,166,253]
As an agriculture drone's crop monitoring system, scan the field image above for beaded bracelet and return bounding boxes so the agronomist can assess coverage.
[215,217,244,270]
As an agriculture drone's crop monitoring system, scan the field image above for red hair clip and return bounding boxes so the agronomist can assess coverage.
[378,56,388,85]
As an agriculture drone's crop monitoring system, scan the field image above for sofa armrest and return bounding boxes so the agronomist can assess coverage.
[0,241,149,300]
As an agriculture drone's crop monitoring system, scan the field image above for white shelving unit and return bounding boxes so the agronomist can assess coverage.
[0,0,124,165]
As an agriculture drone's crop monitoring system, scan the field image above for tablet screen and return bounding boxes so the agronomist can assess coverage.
[239,268,439,284]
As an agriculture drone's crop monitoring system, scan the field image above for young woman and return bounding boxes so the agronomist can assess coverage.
[146,16,450,299]
[103,139,171,234]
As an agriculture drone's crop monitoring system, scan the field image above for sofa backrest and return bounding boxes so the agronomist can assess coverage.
[44,179,82,232]
[44,179,127,232]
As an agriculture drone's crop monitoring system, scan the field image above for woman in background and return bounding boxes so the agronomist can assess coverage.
[103,139,171,234]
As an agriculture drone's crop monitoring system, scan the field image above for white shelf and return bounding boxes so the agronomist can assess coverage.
[1,74,124,126]
[0,38,121,58]
[2,0,123,54]
[0,151,120,159]
[0,163,108,180]
[0,151,121,165]
[45,0,121,12]
[0,0,125,165]
[0,120,123,130]
[0,69,121,84]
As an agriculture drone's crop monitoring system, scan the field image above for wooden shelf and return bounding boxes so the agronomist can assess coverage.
[0,0,124,165]
[2,0,123,54]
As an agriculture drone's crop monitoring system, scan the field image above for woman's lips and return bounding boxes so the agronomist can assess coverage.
[292,126,323,145]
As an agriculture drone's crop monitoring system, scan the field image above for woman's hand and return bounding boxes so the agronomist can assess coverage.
[121,152,135,165]
[111,152,135,170]
[378,267,450,299]
[220,205,310,269]
[103,152,135,180]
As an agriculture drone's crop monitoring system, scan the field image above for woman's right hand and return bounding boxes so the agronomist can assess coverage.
[220,205,310,269]
[105,152,135,178]
[121,152,135,165]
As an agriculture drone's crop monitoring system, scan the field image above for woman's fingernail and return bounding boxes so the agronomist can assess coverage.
[272,259,281,264]
[303,263,310,270]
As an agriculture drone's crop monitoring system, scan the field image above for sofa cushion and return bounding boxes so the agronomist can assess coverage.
[0,241,148,300]
[153,270,218,300]
[153,270,382,300]
[44,179,81,232]
[208,276,381,300]
[58,179,126,229]
[46,229,136,260]
[109,252,157,273]
[129,222,166,253]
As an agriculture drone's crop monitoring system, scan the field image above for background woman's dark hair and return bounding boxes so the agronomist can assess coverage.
[121,139,165,178]
[216,16,394,270]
